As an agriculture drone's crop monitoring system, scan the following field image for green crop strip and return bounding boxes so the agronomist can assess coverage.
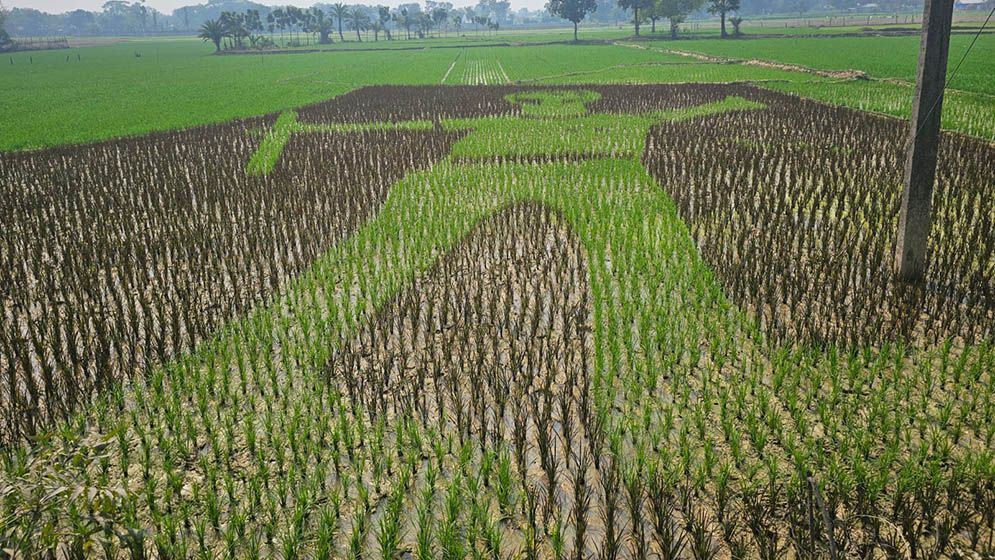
[248,94,762,175]
[447,97,762,158]
[505,89,602,118]
[245,110,300,176]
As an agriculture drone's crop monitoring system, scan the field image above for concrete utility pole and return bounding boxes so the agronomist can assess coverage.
[893,0,954,283]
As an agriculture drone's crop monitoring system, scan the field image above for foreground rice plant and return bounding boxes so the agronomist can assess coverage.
[1,84,993,558]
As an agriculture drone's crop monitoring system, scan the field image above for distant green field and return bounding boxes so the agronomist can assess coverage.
[0,39,674,150]
[1,31,993,151]
[0,40,444,151]
[769,80,995,141]
[656,33,995,95]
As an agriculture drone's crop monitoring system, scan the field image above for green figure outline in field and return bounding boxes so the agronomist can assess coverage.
[246,89,763,176]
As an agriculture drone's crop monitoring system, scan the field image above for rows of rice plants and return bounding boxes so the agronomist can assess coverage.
[3,38,993,152]
[768,79,995,142]
[0,41,455,151]
[645,91,995,346]
[1,84,993,558]
[531,61,808,87]
[442,50,511,85]
[651,34,995,96]
[0,117,461,443]
[293,83,749,124]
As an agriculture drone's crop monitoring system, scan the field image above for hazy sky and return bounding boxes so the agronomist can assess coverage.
[6,0,542,15]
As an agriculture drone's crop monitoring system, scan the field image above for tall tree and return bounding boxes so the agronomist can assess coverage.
[66,9,95,34]
[331,3,348,41]
[646,0,659,33]
[0,3,10,51]
[346,7,369,41]
[245,9,262,37]
[219,11,247,49]
[270,8,288,45]
[546,0,597,40]
[431,7,448,36]
[618,0,653,36]
[198,18,225,52]
[472,14,489,34]
[657,0,702,38]
[286,6,303,43]
[707,0,739,38]
[136,0,147,33]
[377,5,392,39]
[393,6,415,39]
[310,8,334,43]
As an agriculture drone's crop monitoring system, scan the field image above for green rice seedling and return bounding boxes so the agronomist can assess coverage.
[414,483,436,560]
[281,523,303,560]
[439,477,466,560]
[348,505,369,560]
[522,483,541,560]
[549,514,566,560]
[496,449,514,518]
[315,503,339,560]
[685,503,719,560]
[624,464,648,560]
[648,472,685,560]
[377,474,407,560]
[599,457,622,560]
[482,513,503,560]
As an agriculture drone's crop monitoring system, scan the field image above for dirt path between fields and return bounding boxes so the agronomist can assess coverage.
[615,41,870,80]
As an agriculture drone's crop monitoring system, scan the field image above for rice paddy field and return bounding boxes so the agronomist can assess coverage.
[1,27,994,560]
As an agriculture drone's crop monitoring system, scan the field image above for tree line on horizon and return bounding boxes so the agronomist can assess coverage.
[0,5,13,51]
[3,0,924,39]
[549,0,742,39]
[195,0,747,50]
[3,0,574,39]
[197,2,513,51]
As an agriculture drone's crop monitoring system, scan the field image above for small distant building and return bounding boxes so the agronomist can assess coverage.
[954,0,991,10]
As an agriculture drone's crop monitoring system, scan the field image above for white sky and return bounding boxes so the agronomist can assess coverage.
[5,0,546,15]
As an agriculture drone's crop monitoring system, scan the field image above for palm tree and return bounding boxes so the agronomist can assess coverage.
[346,7,369,42]
[331,3,349,42]
[199,19,225,52]
[377,6,393,39]
[219,11,247,49]
[708,0,740,38]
